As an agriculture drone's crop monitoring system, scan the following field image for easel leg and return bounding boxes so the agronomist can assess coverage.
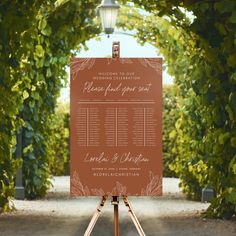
[123,196,146,236]
[84,196,107,236]
[111,196,119,236]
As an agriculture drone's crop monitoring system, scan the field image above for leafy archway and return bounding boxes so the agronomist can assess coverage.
[0,0,235,219]
[0,0,101,210]
[117,1,236,218]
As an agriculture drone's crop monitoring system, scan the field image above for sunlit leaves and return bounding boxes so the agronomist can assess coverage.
[38,18,47,31]
[35,45,45,58]
[23,91,29,100]
[121,0,236,218]
[162,85,180,177]
[0,0,100,209]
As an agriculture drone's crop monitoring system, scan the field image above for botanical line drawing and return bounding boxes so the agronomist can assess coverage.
[141,171,162,196]
[71,171,90,196]
[107,57,133,65]
[138,58,162,75]
[71,171,129,196]
[71,171,162,196]
[71,58,96,80]
[71,58,161,80]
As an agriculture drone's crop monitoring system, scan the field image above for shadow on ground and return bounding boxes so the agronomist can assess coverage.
[1,177,235,236]
[0,212,236,236]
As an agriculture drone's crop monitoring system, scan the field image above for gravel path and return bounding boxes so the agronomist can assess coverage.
[0,177,235,236]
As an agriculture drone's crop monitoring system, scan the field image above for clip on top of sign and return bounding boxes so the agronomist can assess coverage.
[112,41,120,58]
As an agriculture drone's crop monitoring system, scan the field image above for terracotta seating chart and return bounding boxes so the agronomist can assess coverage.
[70,58,162,196]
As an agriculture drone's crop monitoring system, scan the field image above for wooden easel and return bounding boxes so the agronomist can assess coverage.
[84,42,146,236]
[84,196,146,236]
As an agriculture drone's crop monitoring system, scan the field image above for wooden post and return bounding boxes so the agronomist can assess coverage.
[15,128,25,199]
[112,196,119,236]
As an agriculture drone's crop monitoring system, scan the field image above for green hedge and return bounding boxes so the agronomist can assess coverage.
[48,102,70,176]
[0,0,101,209]
[118,1,236,219]
[163,85,180,177]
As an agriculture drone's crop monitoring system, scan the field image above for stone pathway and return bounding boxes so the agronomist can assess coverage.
[0,177,235,236]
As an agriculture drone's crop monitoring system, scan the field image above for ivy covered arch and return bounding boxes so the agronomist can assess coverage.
[0,0,236,219]
[117,0,236,219]
[0,0,101,211]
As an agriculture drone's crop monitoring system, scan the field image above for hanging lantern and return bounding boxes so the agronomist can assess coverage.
[98,0,120,35]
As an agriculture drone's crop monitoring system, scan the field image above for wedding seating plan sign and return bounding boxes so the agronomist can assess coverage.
[70,58,162,196]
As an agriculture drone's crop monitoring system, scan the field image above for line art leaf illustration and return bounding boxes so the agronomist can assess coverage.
[138,58,162,75]
[71,171,90,196]
[107,58,133,65]
[71,58,96,80]
[71,171,162,196]
[91,188,105,196]
[141,171,162,196]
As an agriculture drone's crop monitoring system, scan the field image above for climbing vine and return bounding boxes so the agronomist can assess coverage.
[19,0,101,199]
[48,102,70,176]
[0,0,101,209]
[118,1,236,218]
[162,85,181,177]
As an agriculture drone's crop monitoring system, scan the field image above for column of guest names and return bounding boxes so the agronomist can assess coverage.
[76,107,100,146]
[76,102,157,147]
[132,107,157,146]
[105,107,128,147]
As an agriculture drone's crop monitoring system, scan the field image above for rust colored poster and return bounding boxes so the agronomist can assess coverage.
[70,58,162,196]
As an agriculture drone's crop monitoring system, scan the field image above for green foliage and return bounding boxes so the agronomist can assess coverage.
[19,0,101,199]
[0,0,43,212]
[0,155,21,212]
[162,85,180,177]
[119,1,236,218]
[170,90,208,200]
[1,0,236,220]
[0,0,101,209]
[48,102,70,176]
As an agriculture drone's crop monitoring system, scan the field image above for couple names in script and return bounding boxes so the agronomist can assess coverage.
[84,152,149,166]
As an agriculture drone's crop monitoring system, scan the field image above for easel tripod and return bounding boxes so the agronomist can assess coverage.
[84,42,146,236]
[84,195,146,236]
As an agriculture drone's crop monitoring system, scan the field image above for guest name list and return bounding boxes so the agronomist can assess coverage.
[70,58,162,196]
